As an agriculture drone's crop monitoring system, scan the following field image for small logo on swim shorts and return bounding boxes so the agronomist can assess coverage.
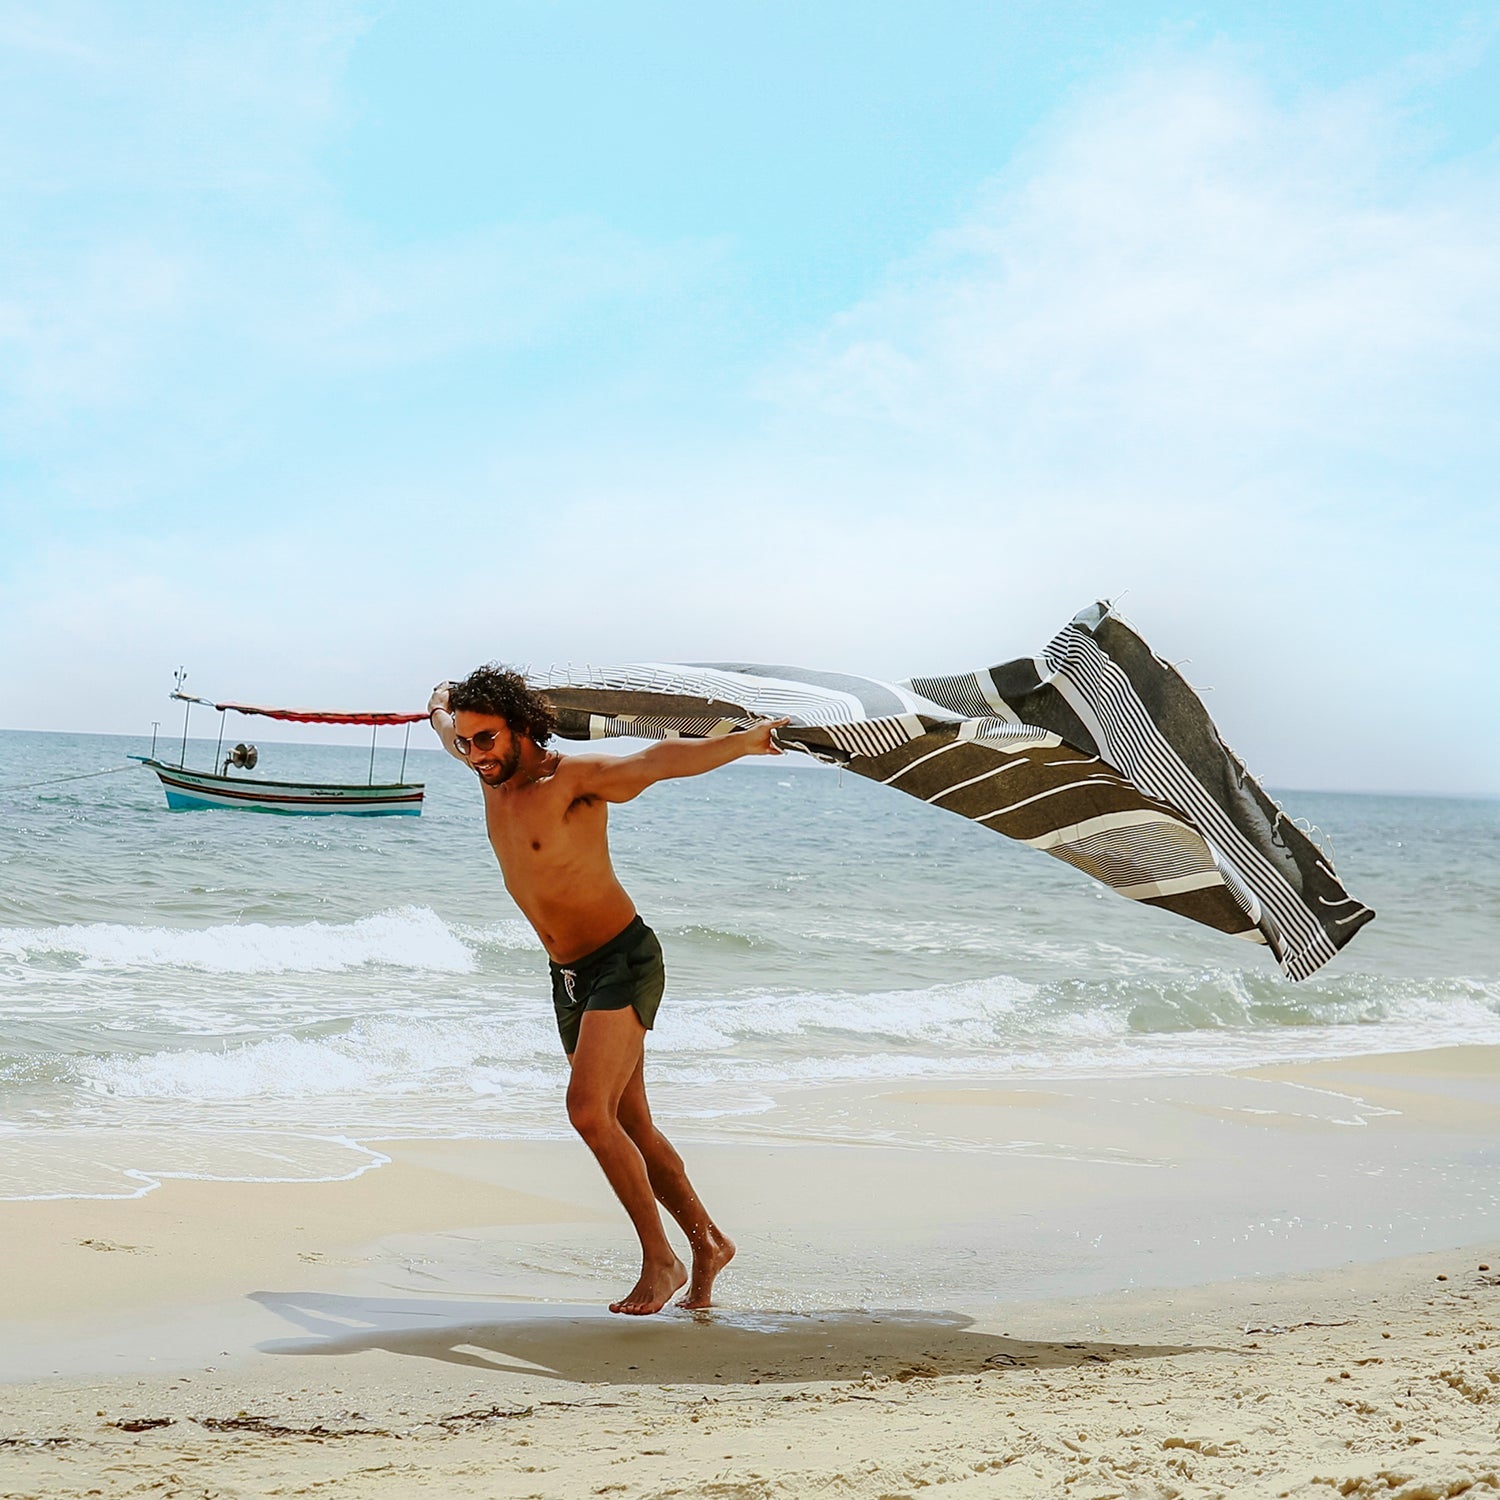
[561,969,578,1002]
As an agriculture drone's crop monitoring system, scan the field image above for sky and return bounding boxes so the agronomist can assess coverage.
[1,0,1497,793]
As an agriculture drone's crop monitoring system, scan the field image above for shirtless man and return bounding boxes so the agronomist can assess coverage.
[428,665,787,1316]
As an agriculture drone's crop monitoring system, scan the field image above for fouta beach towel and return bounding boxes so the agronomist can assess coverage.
[533,602,1374,981]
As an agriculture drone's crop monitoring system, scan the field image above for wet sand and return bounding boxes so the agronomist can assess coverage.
[5,1046,1500,1498]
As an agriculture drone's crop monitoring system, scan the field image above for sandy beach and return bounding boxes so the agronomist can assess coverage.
[8,0,1499,1491]
[5,1045,1500,1499]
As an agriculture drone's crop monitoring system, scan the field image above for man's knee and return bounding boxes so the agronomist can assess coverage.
[566,1087,618,1144]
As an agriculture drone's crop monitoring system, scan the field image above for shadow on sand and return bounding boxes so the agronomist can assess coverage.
[249,1291,1205,1384]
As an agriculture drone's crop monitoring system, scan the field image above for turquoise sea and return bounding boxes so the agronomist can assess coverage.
[2,728,1497,1200]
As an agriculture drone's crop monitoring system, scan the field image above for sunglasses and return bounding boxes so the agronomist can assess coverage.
[453,728,507,757]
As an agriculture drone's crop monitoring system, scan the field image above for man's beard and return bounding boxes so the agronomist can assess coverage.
[473,742,522,786]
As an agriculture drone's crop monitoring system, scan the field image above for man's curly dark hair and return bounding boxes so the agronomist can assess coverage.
[447,665,558,747]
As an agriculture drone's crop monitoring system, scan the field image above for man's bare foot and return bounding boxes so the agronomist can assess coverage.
[609,1257,687,1316]
[678,1231,736,1310]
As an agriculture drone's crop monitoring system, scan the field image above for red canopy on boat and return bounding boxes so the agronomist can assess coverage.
[215,703,428,726]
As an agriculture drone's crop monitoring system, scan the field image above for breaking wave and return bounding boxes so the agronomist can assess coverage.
[61,971,1500,1110]
[0,906,482,976]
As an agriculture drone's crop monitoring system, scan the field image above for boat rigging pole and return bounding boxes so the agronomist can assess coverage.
[175,667,191,766]
[170,669,213,769]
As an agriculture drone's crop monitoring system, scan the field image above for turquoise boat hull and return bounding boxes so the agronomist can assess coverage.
[132,758,423,816]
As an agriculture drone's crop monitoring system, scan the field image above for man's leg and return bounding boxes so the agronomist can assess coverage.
[614,1056,735,1309]
[567,1007,686,1315]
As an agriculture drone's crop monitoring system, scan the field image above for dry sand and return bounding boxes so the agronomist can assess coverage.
[5,1046,1500,1499]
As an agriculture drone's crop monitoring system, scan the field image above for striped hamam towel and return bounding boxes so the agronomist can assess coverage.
[533,602,1373,981]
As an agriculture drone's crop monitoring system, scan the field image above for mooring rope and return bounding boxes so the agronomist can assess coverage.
[0,764,137,792]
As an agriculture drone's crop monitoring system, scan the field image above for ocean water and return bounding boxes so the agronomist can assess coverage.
[1,727,1497,1200]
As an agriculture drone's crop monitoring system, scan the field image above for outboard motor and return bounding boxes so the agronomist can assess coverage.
[223,743,259,775]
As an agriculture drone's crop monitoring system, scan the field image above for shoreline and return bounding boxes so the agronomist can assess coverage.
[11,1033,1500,1201]
[6,1044,1500,1496]
[9,1045,1500,1341]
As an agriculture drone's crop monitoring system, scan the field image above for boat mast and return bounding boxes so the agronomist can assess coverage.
[368,723,378,786]
[175,667,191,766]
[170,670,213,770]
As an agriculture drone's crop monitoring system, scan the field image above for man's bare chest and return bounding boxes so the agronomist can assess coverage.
[483,790,605,877]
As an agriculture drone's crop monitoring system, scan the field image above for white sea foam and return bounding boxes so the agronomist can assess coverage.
[76,1013,559,1101]
[0,906,475,975]
[651,974,1050,1053]
[453,919,543,952]
[62,974,1500,1120]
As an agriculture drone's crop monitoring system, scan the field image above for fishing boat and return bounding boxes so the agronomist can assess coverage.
[132,671,426,816]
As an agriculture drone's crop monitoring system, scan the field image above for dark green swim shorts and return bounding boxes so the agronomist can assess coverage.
[549,915,665,1055]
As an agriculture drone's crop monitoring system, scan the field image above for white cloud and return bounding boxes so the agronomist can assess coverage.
[773,59,1500,480]
[0,0,365,196]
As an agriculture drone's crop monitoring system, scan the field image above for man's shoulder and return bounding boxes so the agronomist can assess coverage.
[550,750,608,774]
[547,751,616,790]
[552,746,649,768]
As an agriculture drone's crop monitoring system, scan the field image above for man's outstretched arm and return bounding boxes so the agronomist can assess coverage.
[569,720,789,804]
